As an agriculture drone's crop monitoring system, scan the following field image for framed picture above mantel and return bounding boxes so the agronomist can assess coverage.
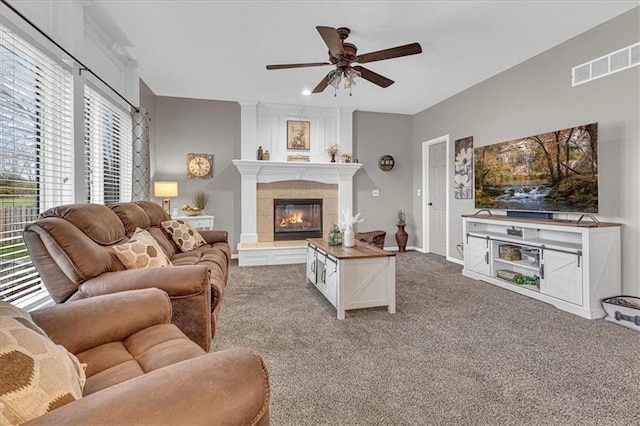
[287,120,310,150]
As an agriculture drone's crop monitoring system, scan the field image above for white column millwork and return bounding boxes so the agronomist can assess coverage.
[337,107,355,155]
[236,162,262,244]
[239,101,259,160]
[336,166,355,218]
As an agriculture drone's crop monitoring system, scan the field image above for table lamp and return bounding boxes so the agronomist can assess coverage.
[154,181,178,215]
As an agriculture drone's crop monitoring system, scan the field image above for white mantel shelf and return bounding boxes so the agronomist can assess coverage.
[232,160,362,183]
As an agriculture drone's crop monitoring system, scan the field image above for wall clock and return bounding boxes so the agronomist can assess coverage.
[378,155,395,171]
[187,153,214,179]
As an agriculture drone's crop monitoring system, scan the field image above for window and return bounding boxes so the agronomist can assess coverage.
[84,86,132,204]
[0,25,73,310]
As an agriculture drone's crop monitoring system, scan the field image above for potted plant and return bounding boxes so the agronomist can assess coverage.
[183,191,209,216]
[325,144,340,163]
[394,210,408,253]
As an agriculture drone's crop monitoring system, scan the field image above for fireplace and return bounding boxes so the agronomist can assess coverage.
[273,199,323,241]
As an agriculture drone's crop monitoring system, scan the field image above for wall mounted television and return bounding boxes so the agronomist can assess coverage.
[474,123,598,214]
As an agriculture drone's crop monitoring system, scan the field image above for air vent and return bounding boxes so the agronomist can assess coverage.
[572,42,640,86]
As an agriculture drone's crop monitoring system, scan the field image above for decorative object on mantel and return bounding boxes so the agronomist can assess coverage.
[328,224,342,246]
[454,136,473,199]
[378,155,395,171]
[341,153,352,163]
[262,150,270,160]
[287,154,310,162]
[287,120,310,150]
[257,146,263,160]
[187,153,214,179]
[394,210,408,253]
[340,207,364,247]
[326,144,340,163]
[191,190,209,212]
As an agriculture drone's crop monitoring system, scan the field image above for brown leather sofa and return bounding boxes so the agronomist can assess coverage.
[23,201,230,351]
[20,288,271,425]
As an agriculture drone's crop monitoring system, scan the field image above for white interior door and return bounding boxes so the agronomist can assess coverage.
[428,142,447,256]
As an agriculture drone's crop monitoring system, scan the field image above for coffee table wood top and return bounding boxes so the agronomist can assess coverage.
[307,238,395,259]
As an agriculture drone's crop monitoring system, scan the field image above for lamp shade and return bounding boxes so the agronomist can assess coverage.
[154,181,178,198]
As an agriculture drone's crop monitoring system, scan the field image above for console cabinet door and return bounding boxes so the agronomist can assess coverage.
[306,246,317,284]
[541,249,583,305]
[466,236,490,276]
[324,256,338,306]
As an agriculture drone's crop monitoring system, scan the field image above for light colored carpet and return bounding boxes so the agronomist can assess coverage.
[214,251,639,425]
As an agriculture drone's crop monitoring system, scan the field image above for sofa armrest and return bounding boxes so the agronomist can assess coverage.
[199,229,228,244]
[31,288,172,355]
[24,347,271,426]
[79,265,210,298]
[79,265,214,351]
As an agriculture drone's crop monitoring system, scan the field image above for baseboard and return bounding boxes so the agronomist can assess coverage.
[447,256,463,265]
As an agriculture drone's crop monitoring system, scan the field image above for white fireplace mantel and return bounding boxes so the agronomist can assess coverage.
[232,160,362,246]
[232,160,361,183]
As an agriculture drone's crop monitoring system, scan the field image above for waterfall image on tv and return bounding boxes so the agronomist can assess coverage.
[474,123,598,213]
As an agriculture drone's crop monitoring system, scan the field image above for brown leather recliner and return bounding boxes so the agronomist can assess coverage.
[23,201,230,351]
[355,230,386,249]
[20,288,270,425]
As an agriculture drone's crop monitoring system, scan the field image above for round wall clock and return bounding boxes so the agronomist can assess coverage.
[378,155,395,171]
[187,153,214,179]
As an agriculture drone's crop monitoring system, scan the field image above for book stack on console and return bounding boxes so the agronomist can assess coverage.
[496,269,522,282]
[499,244,521,261]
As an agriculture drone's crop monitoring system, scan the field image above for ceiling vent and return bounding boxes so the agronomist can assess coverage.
[572,42,640,86]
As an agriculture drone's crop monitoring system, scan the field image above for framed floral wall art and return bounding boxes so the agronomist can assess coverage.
[454,136,473,199]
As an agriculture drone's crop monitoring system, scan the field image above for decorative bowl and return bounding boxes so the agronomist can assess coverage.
[182,209,202,216]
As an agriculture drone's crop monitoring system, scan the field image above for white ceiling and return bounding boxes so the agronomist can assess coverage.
[89,1,639,115]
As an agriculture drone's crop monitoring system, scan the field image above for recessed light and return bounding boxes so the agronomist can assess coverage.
[302,90,311,96]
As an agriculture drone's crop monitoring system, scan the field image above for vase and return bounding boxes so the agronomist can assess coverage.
[395,225,408,253]
[344,226,355,247]
[330,153,336,163]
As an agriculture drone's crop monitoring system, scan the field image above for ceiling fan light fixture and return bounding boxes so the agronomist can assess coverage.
[328,69,342,89]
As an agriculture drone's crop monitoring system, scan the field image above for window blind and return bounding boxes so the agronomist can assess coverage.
[0,24,73,310]
[84,85,132,204]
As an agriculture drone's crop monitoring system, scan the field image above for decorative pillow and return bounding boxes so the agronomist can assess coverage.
[112,228,172,269]
[161,219,207,252]
[0,301,86,425]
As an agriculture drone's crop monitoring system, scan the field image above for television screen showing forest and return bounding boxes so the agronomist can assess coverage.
[474,123,598,213]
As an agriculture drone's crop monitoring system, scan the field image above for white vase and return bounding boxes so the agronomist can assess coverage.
[344,226,355,247]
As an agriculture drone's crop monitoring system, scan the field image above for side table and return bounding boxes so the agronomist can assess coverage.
[172,215,215,230]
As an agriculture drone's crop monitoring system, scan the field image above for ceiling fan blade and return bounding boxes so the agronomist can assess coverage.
[266,62,331,70]
[311,73,331,93]
[316,26,345,57]
[352,66,394,88]
[355,42,422,64]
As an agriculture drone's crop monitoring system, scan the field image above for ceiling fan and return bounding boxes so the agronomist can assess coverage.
[266,26,422,95]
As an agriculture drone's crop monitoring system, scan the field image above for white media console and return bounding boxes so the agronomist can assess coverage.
[462,215,621,319]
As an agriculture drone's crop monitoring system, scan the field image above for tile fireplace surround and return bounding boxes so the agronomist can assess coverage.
[233,160,361,266]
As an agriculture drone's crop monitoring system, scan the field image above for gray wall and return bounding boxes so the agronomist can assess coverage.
[412,8,640,295]
[354,111,413,247]
[150,96,241,249]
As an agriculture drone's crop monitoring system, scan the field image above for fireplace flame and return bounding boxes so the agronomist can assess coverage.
[280,211,304,227]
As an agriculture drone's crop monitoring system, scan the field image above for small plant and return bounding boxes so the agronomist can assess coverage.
[395,210,406,226]
[339,207,363,230]
[191,191,209,210]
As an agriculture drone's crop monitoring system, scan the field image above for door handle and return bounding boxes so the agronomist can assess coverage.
[427,202,433,206]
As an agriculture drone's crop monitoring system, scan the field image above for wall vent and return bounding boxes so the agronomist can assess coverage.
[572,42,640,86]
